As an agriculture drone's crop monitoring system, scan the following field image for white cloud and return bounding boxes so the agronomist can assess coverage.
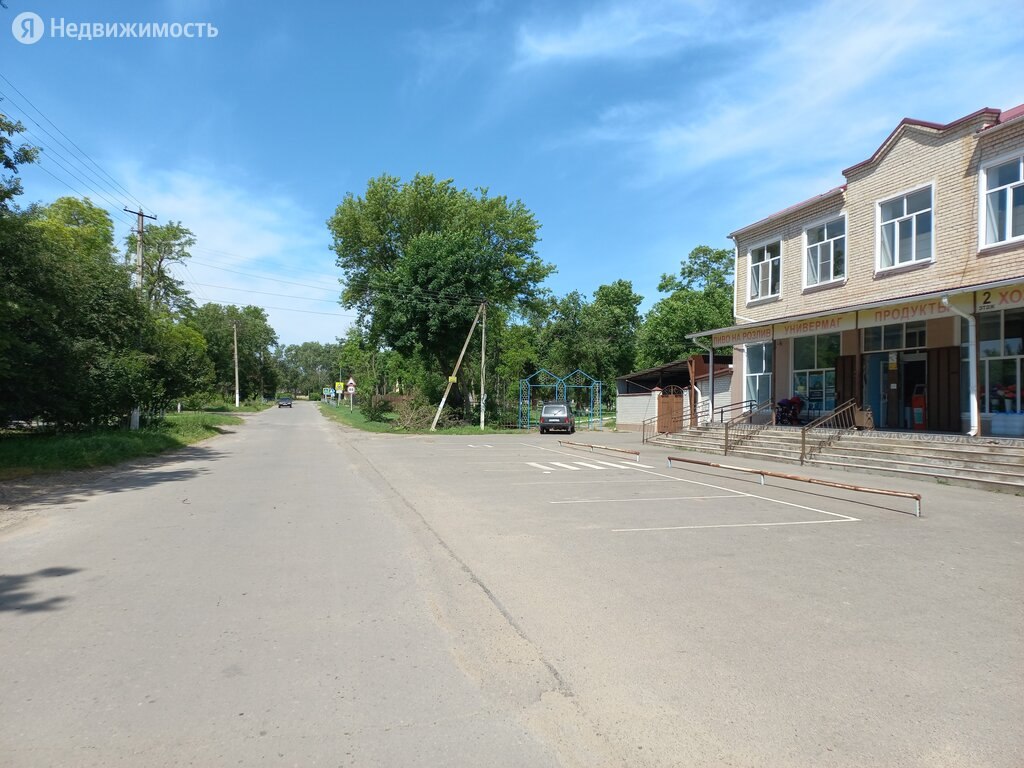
[567,0,1024,189]
[515,0,721,67]
[117,166,351,347]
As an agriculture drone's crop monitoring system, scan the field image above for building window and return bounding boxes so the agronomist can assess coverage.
[878,186,933,269]
[805,216,846,286]
[745,342,773,405]
[791,333,840,414]
[983,155,1024,246]
[749,241,781,301]
[863,321,927,352]
[980,308,1024,415]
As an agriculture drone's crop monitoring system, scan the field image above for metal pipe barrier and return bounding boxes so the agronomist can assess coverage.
[665,454,922,518]
[559,440,640,462]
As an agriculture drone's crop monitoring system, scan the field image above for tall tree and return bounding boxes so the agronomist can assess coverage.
[328,173,553,401]
[636,245,734,368]
[0,108,38,210]
[190,303,279,400]
[125,220,197,317]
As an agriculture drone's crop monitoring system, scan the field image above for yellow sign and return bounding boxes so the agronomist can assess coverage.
[448,376,458,383]
[335,382,343,391]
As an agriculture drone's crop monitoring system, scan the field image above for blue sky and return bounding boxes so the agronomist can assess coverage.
[3,0,1023,346]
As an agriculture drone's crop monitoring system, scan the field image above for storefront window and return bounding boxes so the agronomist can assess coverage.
[979,309,1024,421]
[745,342,773,405]
[791,333,840,414]
[863,321,927,352]
[979,312,1002,358]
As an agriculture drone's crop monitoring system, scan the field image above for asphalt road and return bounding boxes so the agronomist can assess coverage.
[1,403,1022,767]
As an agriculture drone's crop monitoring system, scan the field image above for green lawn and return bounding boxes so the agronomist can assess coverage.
[318,402,523,435]
[0,412,243,480]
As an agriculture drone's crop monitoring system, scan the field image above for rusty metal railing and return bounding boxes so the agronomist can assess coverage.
[723,400,774,456]
[799,399,874,465]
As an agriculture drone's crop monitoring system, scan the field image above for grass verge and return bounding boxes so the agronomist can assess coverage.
[318,402,522,435]
[0,412,243,481]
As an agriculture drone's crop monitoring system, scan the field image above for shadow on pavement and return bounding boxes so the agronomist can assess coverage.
[0,443,226,511]
[0,566,82,613]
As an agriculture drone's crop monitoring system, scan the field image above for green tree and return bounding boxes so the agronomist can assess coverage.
[0,108,38,210]
[125,220,197,317]
[636,245,734,368]
[21,198,152,428]
[327,173,553,404]
[277,341,342,395]
[190,303,279,400]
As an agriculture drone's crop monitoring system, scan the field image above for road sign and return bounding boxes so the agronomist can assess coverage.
[347,377,356,386]
[347,384,356,394]
[335,382,343,392]
[322,387,333,395]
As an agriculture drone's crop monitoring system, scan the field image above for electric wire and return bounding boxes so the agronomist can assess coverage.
[0,74,151,214]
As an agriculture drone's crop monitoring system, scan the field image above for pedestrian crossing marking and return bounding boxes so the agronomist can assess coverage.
[527,462,556,472]
[550,462,582,470]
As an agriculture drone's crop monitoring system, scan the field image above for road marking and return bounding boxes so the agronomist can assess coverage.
[551,494,739,504]
[526,462,556,472]
[613,518,859,532]
[549,462,582,471]
[591,459,641,469]
[621,461,655,468]
[572,461,607,470]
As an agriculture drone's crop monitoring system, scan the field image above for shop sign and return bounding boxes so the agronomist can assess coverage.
[773,312,856,340]
[712,325,773,347]
[857,294,971,328]
[976,283,1024,313]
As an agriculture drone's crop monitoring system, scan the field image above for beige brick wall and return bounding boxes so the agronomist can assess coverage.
[731,115,1024,326]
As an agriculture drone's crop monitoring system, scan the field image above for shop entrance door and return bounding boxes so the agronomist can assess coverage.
[901,353,927,429]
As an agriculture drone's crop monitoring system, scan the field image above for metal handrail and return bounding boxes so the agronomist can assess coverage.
[723,400,775,455]
[712,399,755,424]
[799,399,874,464]
[641,415,659,444]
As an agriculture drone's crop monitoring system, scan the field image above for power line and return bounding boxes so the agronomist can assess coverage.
[0,74,151,214]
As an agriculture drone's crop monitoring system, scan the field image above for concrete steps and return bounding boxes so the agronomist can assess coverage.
[648,425,1024,495]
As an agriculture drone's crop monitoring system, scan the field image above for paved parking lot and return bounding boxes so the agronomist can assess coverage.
[351,428,1024,767]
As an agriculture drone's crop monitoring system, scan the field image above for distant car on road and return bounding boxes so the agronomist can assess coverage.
[539,401,575,434]
[278,397,293,408]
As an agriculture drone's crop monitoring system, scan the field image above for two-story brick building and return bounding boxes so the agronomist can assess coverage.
[689,104,1024,437]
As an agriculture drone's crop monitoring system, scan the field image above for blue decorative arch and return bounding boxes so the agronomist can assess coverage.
[518,369,602,430]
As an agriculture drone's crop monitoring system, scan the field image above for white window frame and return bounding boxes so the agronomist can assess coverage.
[743,342,773,405]
[802,213,847,289]
[747,239,782,303]
[875,182,935,273]
[979,151,1024,250]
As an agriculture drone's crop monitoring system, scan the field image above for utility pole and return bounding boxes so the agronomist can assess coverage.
[124,207,157,302]
[233,321,240,408]
[124,207,156,430]
[479,302,486,431]
[430,302,485,432]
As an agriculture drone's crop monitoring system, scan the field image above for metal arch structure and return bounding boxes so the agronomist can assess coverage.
[518,368,603,430]
[518,369,561,430]
[559,369,602,431]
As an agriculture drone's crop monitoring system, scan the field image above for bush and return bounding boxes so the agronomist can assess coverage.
[359,394,393,422]
[392,390,455,430]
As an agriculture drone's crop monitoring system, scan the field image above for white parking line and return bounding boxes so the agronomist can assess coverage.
[591,459,641,469]
[526,462,556,472]
[550,462,582,471]
[572,461,608,470]
[614,518,859,532]
[551,494,739,504]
